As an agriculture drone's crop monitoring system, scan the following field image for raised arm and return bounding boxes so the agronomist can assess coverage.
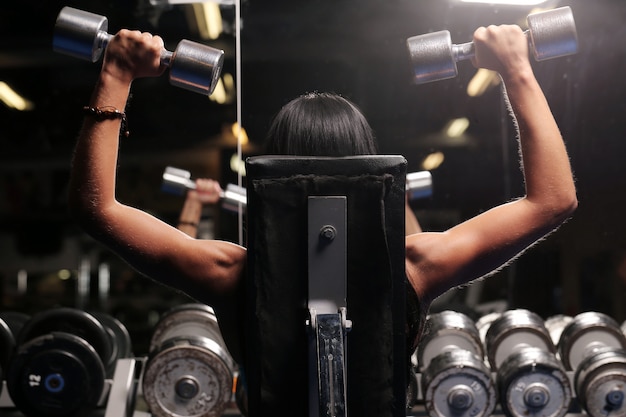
[405,24,577,311]
[177,178,223,237]
[67,30,246,305]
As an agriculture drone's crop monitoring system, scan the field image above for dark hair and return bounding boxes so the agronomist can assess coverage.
[264,92,378,156]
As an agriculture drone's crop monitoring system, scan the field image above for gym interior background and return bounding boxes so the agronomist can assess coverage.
[0,0,624,356]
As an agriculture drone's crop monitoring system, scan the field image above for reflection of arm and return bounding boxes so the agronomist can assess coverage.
[405,200,422,235]
[405,25,577,311]
[178,179,222,238]
[67,30,246,305]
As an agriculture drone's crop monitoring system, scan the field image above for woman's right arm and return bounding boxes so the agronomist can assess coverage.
[68,30,246,304]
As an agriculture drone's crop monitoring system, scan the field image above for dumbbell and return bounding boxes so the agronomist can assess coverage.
[6,307,132,417]
[557,311,626,416]
[142,303,236,417]
[417,311,496,417]
[53,6,224,96]
[544,314,574,346]
[485,309,572,417]
[162,165,434,210]
[162,166,247,213]
[406,6,578,85]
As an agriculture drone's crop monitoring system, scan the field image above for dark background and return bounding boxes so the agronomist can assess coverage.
[1,0,625,354]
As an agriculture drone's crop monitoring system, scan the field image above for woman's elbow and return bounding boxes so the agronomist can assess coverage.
[547,190,578,226]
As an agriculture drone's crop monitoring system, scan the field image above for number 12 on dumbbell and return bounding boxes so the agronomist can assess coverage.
[53,6,224,95]
[406,6,578,85]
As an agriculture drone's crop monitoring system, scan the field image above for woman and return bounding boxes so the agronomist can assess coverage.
[68,24,577,365]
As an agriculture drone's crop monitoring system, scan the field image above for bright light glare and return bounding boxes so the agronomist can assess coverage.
[445,118,470,138]
[422,152,445,171]
[231,123,249,145]
[459,0,548,4]
[0,82,34,111]
[467,69,500,97]
[230,153,247,176]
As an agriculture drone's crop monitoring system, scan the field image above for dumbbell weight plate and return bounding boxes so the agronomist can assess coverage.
[0,318,15,396]
[558,311,626,371]
[485,309,555,370]
[149,303,228,357]
[475,312,501,346]
[544,314,574,347]
[574,346,626,417]
[91,312,133,377]
[421,349,496,417]
[143,336,234,417]
[497,347,572,417]
[527,6,578,61]
[7,332,106,417]
[417,310,484,372]
[406,30,459,85]
[53,6,109,62]
[17,308,112,369]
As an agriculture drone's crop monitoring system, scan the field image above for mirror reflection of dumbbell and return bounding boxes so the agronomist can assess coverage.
[6,308,132,417]
[557,311,626,417]
[416,310,496,417]
[162,166,435,212]
[162,166,248,213]
[406,6,578,85]
[485,309,572,417]
[141,303,236,417]
[53,7,224,96]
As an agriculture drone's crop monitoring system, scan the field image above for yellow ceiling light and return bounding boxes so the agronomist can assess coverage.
[467,68,500,97]
[231,122,249,146]
[209,72,236,104]
[0,82,34,111]
[191,2,223,40]
[211,77,227,104]
[445,117,470,138]
[422,152,445,171]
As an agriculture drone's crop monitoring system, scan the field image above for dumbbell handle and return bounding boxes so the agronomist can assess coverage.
[91,31,178,68]
[447,29,530,64]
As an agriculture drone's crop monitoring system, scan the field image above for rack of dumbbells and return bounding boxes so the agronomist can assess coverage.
[407,309,626,417]
[0,303,242,417]
[2,306,626,416]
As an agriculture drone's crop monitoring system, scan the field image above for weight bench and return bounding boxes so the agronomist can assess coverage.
[244,155,410,417]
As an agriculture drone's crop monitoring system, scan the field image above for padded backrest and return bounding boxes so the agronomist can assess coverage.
[244,155,408,417]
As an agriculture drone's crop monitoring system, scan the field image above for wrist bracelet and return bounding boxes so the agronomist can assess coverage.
[178,220,199,228]
[83,105,129,137]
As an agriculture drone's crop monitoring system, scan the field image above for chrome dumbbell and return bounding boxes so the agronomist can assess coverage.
[406,6,578,85]
[417,311,496,417]
[161,166,247,213]
[485,309,572,417]
[53,6,224,95]
[142,303,236,417]
[162,165,434,212]
[558,311,626,417]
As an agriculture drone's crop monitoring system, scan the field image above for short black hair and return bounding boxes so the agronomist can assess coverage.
[264,92,378,156]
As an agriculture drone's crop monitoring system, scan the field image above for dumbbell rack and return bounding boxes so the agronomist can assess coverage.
[407,370,589,417]
[0,357,244,417]
[0,360,611,416]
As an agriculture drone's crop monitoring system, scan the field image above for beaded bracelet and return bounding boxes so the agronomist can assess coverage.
[83,106,129,137]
